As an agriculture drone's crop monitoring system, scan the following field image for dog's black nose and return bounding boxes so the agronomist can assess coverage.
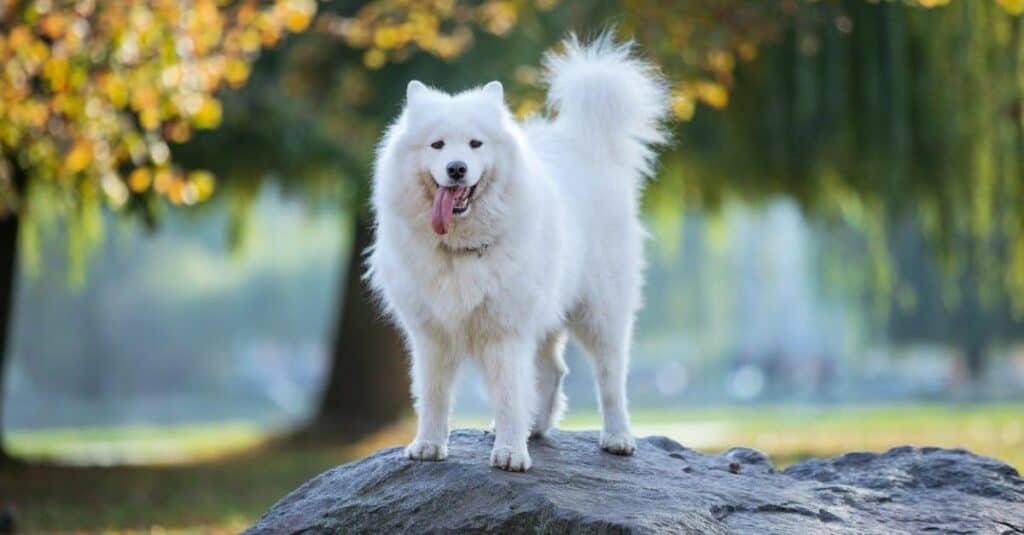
[446,161,467,181]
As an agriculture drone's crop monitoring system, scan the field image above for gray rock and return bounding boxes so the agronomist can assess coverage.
[246,429,1024,534]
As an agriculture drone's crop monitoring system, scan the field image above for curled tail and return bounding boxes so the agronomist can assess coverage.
[543,32,669,181]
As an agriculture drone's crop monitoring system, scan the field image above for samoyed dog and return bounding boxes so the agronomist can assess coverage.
[367,35,667,472]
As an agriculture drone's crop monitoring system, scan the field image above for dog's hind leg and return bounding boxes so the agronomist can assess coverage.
[570,311,636,456]
[531,329,568,438]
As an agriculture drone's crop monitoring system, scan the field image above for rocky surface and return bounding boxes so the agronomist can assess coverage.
[246,429,1024,534]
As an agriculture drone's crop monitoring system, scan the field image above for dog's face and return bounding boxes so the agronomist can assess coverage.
[397,80,511,236]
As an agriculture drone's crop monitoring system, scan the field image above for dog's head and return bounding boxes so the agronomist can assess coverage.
[392,80,515,237]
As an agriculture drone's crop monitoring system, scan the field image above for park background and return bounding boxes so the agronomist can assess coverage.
[2,0,1024,531]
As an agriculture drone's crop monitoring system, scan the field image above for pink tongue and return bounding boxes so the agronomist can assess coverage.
[431,187,457,235]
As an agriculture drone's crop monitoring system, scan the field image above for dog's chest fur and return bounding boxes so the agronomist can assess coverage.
[398,243,534,339]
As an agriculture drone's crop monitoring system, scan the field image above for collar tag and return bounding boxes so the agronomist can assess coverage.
[440,241,491,258]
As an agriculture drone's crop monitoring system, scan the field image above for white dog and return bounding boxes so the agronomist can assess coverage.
[367,34,667,472]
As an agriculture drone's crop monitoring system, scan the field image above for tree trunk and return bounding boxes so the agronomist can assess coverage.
[962,338,986,384]
[0,211,17,464]
[309,214,410,441]
[0,158,24,465]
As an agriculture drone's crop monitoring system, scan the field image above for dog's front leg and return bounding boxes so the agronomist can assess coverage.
[406,333,458,461]
[479,338,535,472]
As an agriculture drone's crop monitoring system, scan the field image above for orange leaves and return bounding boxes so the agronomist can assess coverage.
[277,0,317,33]
[185,0,226,56]
[0,0,317,215]
[140,167,215,206]
[38,12,70,40]
[669,81,729,121]
[693,81,730,110]
[64,140,93,173]
[479,1,519,37]
[321,0,546,69]
[623,1,773,122]
[130,87,159,112]
[98,73,128,109]
[7,26,33,49]
[128,168,152,193]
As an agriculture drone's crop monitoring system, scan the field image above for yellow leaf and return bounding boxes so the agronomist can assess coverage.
[65,141,93,173]
[363,48,387,70]
[696,82,729,110]
[225,58,251,87]
[43,57,70,91]
[671,93,696,121]
[374,27,402,50]
[515,97,542,119]
[128,168,152,192]
[284,0,316,33]
[101,74,129,109]
[188,170,216,201]
[997,0,1024,15]
[193,97,222,129]
[140,108,161,131]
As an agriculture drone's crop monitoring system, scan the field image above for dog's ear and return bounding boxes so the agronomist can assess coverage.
[483,81,504,103]
[407,80,428,105]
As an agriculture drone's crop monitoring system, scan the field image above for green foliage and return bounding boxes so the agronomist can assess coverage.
[642,1,1024,346]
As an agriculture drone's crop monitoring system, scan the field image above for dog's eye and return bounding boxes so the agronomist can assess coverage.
[430,140,444,150]
[469,139,483,149]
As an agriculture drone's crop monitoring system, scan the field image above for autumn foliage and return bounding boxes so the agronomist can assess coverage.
[0,0,315,217]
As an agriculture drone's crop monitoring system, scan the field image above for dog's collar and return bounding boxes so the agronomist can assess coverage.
[439,240,492,258]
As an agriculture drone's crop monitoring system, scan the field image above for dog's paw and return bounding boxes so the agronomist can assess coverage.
[406,439,447,461]
[600,431,636,456]
[490,445,532,472]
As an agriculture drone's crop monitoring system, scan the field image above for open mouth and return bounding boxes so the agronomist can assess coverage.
[431,184,478,235]
[452,184,477,216]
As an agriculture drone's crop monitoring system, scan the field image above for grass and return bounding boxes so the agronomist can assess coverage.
[0,423,412,534]
[575,404,1024,469]
[2,404,1022,533]
[5,422,268,466]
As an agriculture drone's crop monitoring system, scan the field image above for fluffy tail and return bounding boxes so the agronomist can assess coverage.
[543,32,669,181]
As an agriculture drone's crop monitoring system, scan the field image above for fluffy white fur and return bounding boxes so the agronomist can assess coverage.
[367,34,668,472]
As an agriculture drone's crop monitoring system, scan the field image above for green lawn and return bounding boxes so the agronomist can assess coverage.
[2,404,1021,533]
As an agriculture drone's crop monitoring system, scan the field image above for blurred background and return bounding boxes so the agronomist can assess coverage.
[2,0,1024,531]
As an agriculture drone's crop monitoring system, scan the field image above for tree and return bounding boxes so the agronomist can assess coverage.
[885,222,1024,385]
[0,0,315,462]
[639,0,1024,379]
